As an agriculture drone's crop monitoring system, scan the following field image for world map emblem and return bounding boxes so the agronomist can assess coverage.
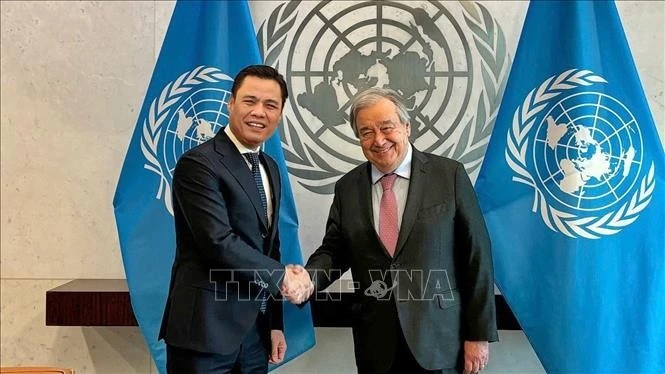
[506,69,656,239]
[258,1,509,193]
[140,66,233,214]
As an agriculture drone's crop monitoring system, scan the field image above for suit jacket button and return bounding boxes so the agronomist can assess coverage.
[261,232,267,239]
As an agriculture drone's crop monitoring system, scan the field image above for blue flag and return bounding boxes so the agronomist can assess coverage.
[113,1,314,372]
[475,1,665,372]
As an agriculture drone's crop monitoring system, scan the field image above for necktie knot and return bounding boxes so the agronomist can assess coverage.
[380,173,397,191]
[244,152,260,169]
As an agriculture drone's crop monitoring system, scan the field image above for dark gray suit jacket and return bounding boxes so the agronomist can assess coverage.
[306,147,498,371]
[159,130,284,355]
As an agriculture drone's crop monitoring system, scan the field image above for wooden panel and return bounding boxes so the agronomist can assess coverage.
[45,279,520,329]
[46,279,137,326]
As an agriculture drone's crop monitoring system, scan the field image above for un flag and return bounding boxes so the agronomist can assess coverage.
[113,1,314,372]
[475,1,665,372]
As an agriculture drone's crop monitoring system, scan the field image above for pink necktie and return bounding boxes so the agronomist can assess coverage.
[379,173,399,256]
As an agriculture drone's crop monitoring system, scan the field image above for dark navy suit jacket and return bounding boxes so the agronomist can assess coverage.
[159,130,284,355]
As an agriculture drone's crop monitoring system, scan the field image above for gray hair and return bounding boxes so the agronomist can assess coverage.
[349,87,411,137]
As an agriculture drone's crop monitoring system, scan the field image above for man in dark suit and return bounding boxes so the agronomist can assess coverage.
[159,65,311,373]
[305,88,498,374]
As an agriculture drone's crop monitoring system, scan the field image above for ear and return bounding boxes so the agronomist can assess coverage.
[227,97,235,115]
[405,122,411,136]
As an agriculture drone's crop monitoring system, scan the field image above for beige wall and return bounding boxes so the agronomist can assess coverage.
[1,1,663,373]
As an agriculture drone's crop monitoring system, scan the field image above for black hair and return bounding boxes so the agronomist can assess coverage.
[231,65,288,106]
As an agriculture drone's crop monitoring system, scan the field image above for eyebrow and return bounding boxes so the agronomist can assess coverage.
[359,120,396,130]
[241,95,280,106]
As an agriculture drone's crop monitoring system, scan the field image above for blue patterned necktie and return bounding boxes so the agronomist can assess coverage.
[243,152,268,313]
[244,152,268,220]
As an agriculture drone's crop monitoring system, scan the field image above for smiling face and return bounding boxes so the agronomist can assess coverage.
[227,76,283,149]
[355,97,411,174]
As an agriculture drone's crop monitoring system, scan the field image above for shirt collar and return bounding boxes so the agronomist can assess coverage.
[224,126,261,154]
[371,143,412,184]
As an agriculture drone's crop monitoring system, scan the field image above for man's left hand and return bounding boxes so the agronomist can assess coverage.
[269,329,287,364]
[463,340,489,374]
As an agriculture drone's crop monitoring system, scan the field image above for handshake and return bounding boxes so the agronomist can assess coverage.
[280,265,314,304]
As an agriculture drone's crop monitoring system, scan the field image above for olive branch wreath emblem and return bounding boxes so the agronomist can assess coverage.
[140,66,233,214]
[505,68,655,239]
[257,1,510,194]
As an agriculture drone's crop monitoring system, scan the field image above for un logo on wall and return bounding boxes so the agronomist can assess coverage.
[258,1,509,193]
[506,69,655,239]
[140,66,233,214]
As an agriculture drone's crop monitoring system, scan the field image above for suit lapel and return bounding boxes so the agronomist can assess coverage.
[261,153,281,257]
[394,149,427,257]
[357,163,376,230]
[358,163,391,257]
[214,130,269,230]
[262,153,280,228]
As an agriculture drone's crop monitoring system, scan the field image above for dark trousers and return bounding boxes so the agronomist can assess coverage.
[357,301,460,374]
[376,326,460,374]
[167,316,269,374]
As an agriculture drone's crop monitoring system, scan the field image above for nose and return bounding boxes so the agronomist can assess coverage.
[249,103,267,118]
[372,131,387,146]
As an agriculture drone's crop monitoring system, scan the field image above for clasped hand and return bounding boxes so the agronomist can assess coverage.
[280,264,314,304]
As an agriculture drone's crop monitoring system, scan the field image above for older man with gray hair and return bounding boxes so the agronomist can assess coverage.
[305,87,498,373]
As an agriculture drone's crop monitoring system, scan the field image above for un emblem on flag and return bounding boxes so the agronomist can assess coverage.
[140,66,234,214]
[506,69,656,239]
